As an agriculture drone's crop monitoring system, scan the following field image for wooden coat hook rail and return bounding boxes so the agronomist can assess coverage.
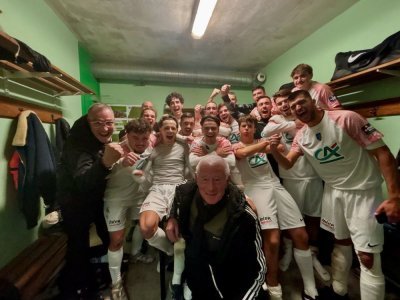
[0,95,62,123]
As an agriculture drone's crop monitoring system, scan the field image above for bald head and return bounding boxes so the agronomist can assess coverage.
[196,155,230,204]
[88,103,113,121]
[196,155,230,178]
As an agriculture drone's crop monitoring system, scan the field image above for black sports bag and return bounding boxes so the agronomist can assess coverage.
[331,31,400,80]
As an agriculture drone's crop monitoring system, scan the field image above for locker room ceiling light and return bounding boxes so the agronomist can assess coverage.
[191,0,218,39]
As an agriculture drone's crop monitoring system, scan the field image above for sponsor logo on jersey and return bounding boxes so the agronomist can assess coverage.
[321,218,334,230]
[260,216,273,225]
[314,142,344,164]
[316,133,322,141]
[367,242,379,248]
[248,153,268,168]
[108,219,121,226]
[229,133,240,144]
[328,95,338,103]
[361,123,377,136]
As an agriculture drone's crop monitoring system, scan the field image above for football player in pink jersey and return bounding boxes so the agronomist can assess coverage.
[270,90,400,300]
[291,63,342,110]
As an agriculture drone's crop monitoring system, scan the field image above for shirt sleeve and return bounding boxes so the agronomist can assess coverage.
[333,110,384,148]
[315,84,342,110]
[261,118,296,137]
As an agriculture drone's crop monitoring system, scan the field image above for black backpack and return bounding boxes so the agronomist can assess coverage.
[331,31,400,80]
[0,35,52,72]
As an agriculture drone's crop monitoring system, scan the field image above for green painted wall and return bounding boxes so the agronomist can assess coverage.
[263,0,400,154]
[0,0,83,267]
[79,44,101,114]
[100,83,254,117]
[262,0,400,200]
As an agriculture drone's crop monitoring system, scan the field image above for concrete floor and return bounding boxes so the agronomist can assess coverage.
[122,250,400,300]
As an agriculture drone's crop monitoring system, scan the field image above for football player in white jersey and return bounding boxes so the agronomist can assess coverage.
[269,90,400,300]
[233,115,319,300]
[103,118,153,300]
[261,89,330,282]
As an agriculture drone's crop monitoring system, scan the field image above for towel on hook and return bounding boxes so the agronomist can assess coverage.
[12,110,40,146]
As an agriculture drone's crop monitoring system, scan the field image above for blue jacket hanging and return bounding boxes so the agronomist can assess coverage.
[11,111,57,229]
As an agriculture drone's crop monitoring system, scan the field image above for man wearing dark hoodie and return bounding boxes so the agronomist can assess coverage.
[57,103,124,299]
[166,155,266,300]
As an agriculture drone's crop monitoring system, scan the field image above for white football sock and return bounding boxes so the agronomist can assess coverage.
[293,248,318,298]
[268,284,283,300]
[331,244,352,296]
[147,227,173,256]
[172,238,186,285]
[359,253,385,300]
[310,245,331,281]
[108,248,123,284]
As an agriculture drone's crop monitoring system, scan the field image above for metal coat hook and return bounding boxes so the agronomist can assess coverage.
[368,106,378,117]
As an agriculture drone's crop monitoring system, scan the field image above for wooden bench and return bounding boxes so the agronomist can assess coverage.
[0,233,67,300]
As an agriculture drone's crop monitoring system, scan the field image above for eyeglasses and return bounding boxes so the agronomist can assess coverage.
[90,120,115,128]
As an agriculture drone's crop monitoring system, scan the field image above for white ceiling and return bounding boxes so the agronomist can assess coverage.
[45,0,358,87]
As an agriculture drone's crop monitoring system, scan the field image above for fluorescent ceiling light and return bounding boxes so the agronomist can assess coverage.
[191,0,218,39]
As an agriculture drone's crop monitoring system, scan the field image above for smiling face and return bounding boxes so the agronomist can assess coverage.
[205,102,218,116]
[256,96,272,119]
[218,105,231,123]
[252,88,265,102]
[180,117,195,136]
[127,132,150,154]
[288,93,320,126]
[228,93,237,105]
[292,71,313,91]
[159,119,178,145]
[274,96,291,117]
[169,97,183,117]
[196,160,228,205]
[201,119,219,144]
[142,109,156,127]
[88,107,115,144]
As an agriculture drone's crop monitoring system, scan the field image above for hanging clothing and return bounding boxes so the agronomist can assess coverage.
[11,110,57,229]
[54,117,70,162]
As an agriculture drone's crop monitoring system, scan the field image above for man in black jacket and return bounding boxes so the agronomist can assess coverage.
[58,103,124,299]
[166,155,266,300]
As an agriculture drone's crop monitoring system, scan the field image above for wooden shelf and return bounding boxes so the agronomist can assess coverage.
[0,31,95,97]
[326,57,400,91]
[344,97,400,119]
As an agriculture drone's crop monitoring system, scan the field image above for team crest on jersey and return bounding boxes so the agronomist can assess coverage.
[248,153,268,168]
[316,133,322,141]
[282,132,294,143]
[314,142,344,164]
[361,123,377,136]
[229,133,240,144]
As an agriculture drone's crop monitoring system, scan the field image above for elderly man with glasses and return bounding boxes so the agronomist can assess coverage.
[57,103,124,300]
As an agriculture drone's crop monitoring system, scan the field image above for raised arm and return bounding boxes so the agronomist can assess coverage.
[261,118,296,138]
[234,140,270,159]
